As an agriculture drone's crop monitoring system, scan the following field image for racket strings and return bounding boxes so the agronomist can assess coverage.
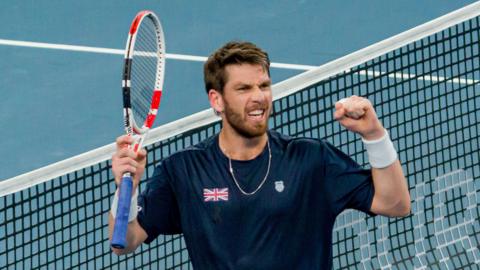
[135,17,165,91]
[131,65,156,115]
[130,16,161,126]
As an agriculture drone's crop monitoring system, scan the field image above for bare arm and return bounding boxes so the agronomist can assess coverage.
[334,96,411,217]
[370,160,410,217]
[108,135,149,254]
[109,212,148,255]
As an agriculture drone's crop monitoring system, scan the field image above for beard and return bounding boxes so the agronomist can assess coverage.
[223,100,270,138]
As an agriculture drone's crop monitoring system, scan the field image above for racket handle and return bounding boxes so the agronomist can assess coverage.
[111,175,134,249]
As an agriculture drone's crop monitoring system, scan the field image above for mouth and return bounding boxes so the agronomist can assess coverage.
[247,109,266,121]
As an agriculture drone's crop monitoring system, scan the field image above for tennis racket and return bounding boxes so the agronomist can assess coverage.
[111,10,166,249]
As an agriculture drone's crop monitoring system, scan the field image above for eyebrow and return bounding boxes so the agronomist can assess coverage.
[233,79,272,89]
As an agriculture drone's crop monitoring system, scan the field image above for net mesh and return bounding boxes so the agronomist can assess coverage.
[1,10,480,270]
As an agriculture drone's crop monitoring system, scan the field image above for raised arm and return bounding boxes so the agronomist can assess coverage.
[334,96,411,217]
[109,135,148,255]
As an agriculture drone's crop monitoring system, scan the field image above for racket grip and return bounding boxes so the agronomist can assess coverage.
[111,176,134,249]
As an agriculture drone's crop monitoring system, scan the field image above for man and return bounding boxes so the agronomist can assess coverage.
[109,41,411,269]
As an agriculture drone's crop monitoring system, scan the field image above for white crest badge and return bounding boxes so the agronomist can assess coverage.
[274,181,284,193]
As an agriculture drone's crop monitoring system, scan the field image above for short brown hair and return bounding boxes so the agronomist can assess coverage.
[203,41,270,94]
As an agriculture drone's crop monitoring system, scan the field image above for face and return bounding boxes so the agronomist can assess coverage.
[213,64,272,138]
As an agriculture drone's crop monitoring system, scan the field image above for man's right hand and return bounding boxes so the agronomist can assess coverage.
[109,135,149,255]
[111,135,147,192]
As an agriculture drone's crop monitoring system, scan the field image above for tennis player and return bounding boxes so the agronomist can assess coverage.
[109,41,411,269]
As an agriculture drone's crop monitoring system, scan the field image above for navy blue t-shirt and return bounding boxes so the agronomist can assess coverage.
[137,130,375,269]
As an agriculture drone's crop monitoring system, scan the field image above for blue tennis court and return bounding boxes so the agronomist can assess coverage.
[0,0,475,180]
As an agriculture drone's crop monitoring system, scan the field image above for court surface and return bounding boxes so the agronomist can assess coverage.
[0,0,476,179]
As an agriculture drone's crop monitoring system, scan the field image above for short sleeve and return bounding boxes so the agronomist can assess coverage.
[137,161,182,244]
[321,141,376,217]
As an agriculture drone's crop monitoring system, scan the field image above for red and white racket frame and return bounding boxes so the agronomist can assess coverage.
[112,10,165,250]
[122,10,165,151]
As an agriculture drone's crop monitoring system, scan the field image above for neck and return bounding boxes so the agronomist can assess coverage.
[219,128,268,160]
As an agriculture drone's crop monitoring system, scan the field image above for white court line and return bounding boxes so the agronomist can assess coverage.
[357,70,479,86]
[2,1,480,191]
[0,38,317,71]
[1,38,477,84]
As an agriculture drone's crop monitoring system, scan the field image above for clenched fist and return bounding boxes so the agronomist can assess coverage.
[334,95,385,140]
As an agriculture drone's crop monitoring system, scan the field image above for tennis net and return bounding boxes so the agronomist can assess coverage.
[1,2,480,269]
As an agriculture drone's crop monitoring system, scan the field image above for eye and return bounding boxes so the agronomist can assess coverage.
[260,82,271,90]
[237,85,250,91]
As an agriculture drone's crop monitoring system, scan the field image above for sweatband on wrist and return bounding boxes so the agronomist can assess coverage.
[362,129,398,168]
[110,188,139,223]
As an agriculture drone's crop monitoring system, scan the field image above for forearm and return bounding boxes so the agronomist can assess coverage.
[363,128,410,217]
[334,96,411,216]
[109,213,147,255]
[108,188,147,255]
[371,160,411,217]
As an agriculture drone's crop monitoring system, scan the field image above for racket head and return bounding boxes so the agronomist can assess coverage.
[122,10,165,136]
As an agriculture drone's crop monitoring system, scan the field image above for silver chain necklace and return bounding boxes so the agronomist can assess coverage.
[228,139,272,196]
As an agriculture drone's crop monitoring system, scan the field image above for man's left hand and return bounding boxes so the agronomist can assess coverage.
[334,95,385,140]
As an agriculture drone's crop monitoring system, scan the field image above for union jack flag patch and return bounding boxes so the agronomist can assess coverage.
[203,188,229,202]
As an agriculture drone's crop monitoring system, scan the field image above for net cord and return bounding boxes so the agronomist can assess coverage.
[1,1,479,197]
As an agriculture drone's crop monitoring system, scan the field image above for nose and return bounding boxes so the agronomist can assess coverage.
[251,85,267,103]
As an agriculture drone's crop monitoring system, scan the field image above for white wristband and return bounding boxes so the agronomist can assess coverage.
[362,129,398,168]
[110,188,139,223]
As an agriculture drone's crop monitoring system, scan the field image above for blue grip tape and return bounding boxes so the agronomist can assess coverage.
[111,176,133,249]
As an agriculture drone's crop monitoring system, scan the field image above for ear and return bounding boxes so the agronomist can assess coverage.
[208,89,224,114]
